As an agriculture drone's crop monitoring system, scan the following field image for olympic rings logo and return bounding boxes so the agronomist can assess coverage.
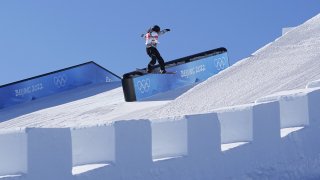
[214,57,227,70]
[53,74,68,88]
[136,78,151,94]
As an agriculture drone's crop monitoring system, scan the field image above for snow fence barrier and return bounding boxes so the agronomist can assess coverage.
[256,87,320,127]
[2,86,320,179]
[151,113,221,161]
[71,125,115,168]
[0,115,221,179]
[215,101,280,145]
[0,128,72,180]
[0,129,27,177]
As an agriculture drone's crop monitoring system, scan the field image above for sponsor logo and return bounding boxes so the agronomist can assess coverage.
[180,64,206,78]
[53,74,68,88]
[15,83,44,97]
[136,78,151,94]
[214,57,227,70]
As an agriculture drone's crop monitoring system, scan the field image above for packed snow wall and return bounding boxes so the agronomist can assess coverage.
[122,47,229,101]
[0,62,121,109]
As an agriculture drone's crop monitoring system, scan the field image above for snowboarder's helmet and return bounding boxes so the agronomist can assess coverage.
[152,25,160,32]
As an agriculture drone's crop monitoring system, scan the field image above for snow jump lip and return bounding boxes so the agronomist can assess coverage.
[122,47,229,102]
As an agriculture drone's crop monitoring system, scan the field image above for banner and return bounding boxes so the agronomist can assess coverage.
[0,62,121,109]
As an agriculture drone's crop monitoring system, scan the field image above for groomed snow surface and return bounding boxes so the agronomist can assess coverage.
[1,13,320,180]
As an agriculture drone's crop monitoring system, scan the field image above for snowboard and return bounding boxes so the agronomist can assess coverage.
[135,68,176,75]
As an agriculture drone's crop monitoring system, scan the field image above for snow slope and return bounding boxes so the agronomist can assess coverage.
[149,13,320,118]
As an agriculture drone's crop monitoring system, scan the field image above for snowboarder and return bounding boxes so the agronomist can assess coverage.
[142,25,170,73]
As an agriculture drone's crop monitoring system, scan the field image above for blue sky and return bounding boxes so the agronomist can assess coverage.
[0,1,319,85]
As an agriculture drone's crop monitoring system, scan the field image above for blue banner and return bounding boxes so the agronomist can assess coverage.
[132,52,229,100]
[0,62,121,109]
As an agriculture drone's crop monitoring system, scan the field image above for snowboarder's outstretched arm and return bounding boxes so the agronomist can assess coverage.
[141,28,170,38]
[158,29,170,35]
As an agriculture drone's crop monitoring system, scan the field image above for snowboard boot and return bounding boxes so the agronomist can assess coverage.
[160,69,167,74]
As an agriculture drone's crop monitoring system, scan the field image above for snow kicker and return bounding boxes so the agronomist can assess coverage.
[122,47,229,102]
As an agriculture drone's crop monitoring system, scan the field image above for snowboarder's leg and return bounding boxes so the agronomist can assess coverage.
[146,47,157,72]
[152,48,166,72]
